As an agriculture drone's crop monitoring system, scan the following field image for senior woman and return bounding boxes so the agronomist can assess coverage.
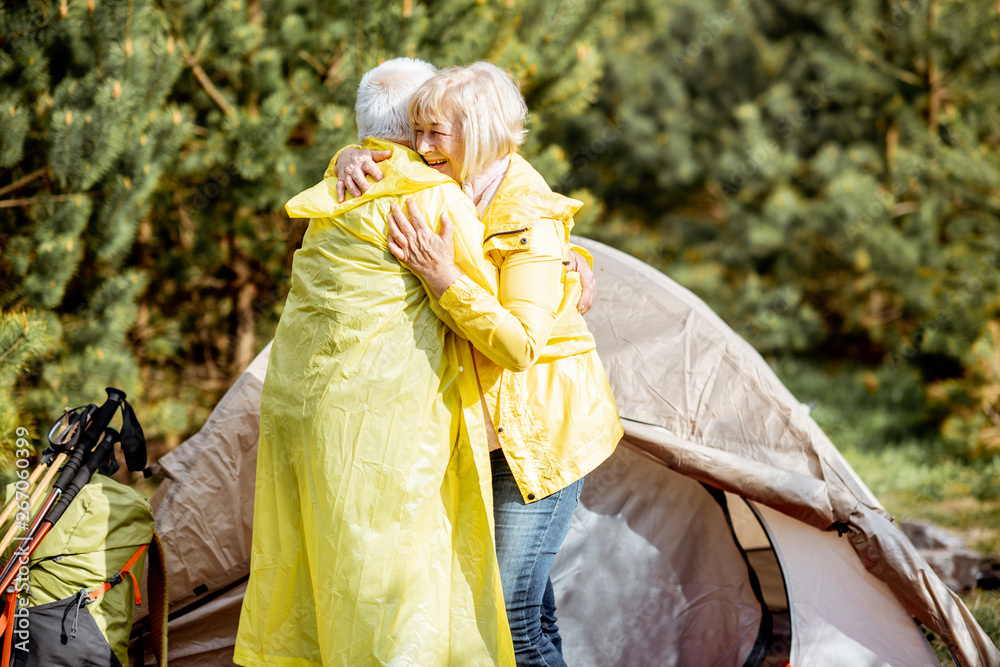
[337,62,622,666]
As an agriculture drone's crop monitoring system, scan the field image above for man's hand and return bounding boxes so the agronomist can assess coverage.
[387,198,461,300]
[566,250,595,315]
[335,147,392,202]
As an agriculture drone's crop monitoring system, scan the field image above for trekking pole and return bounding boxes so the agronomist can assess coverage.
[0,386,146,653]
[0,425,120,658]
[0,407,84,531]
[0,405,94,557]
[0,455,66,558]
[0,389,125,588]
[25,427,121,550]
[0,426,121,618]
[0,463,45,531]
[0,582,15,667]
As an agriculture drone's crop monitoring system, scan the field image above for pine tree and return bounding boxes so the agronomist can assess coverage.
[546,0,1000,458]
[133,0,613,408]
[0,311,55,465]
[0,0,188,461]
[1,0,614,463]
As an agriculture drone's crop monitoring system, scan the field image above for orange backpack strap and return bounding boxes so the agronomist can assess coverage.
[1,587,16,667]
[146,531,169,667]
[85,543,147,606]
[84,533,168,666]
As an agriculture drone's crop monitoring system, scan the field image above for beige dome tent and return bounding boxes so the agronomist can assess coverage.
[129,239,1000,667]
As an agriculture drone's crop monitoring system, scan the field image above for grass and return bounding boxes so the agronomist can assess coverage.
[841,445,1000,555]
[925,590,1000,662]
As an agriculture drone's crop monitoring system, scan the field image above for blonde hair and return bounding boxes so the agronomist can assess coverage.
[356,58,437,143]
[408,61,528,184]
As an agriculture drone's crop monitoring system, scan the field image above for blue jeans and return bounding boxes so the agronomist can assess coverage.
[491,449,584,667]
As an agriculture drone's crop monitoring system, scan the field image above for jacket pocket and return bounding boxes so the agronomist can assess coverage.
[483,226,533,255]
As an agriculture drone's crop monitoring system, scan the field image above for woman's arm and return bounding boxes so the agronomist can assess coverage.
[389,199,564,373]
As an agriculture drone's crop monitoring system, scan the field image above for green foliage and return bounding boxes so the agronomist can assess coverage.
[0,311,56,464]
[0,0,189,455]
[1,0,613,463]
[26,270,150,416]
[967,592,1000,648]
[549,0,1000,460]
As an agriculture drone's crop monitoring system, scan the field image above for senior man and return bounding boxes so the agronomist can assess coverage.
[234,58,514,667]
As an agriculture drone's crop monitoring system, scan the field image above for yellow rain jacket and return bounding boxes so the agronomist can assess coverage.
[234,139,514,667]
[436,154,624,502]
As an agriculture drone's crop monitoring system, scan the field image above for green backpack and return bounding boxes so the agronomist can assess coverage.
[7,475,166,667]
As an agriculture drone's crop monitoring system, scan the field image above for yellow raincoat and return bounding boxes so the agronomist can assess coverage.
[436,154,624,501]
[234,139,514,667]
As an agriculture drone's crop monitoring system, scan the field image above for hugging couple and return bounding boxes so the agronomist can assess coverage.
[234,57,622,667]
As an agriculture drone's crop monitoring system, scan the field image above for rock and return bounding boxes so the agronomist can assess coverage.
[901,520,969,551]
[976,563,1000,591]
[900,520,984,592]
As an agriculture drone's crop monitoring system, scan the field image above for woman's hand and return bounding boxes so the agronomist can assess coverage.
[387,199,462,300]
[335,147,392,202]
[566,250,595,315]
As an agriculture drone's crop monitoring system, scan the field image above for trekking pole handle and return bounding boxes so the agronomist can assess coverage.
[52,388,126,492]
[45,428,119,527]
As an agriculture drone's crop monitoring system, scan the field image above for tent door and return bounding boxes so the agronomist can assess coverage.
[718,489,793,667]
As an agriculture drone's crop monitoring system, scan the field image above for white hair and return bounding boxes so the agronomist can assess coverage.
[409,61,527,184]
[355,58,437,143]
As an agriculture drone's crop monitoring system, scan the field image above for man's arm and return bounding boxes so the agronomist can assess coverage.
[565,246,595,315]
[334,146,391,201]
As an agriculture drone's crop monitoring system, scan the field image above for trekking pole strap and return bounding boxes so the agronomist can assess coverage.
[52,388,126,493]
[119,400,147,473]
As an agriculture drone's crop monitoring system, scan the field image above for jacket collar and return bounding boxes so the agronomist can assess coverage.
[482,154,583,236]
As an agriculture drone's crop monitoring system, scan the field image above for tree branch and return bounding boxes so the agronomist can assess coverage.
[0,193,92,209]
[856,44,923,87]
[298,50,325,75]
[0,168,47,199]
[928,0,941,133]
[323,45,347,86]
[0,332,25,368]
[169,29,234,117]
[183,50,234,117]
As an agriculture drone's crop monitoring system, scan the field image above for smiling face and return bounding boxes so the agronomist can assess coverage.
[413,104,466,183]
